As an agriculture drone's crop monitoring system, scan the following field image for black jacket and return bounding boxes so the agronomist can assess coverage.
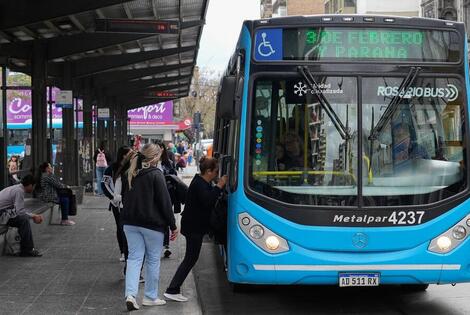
[181,174,222,236]
[121,167,176,233]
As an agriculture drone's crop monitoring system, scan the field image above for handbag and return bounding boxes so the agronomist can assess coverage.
[68,194,77,216]
[4,227,21,256]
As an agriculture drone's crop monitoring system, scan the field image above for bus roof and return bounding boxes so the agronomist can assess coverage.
[244,15,464,31]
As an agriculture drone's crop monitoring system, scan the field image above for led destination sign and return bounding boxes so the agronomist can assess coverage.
[304,29,423,59]
[254,27,460,62]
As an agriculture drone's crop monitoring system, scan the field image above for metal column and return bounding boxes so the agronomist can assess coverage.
[31,42,48,172]
[96,96,106,147]
[62,63,78,185]
[0,66,7,188]
[80,82,94,192]
[106,98,115,156]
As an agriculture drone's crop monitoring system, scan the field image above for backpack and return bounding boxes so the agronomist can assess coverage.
[96,150,108,167]
[4,227,21,256]
[210,194,228,245]
[165,175,188,206]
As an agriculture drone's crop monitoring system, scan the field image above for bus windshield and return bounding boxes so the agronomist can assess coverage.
[248,75,466,207]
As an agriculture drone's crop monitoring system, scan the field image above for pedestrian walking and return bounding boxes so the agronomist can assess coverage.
[101,146,133,263]
[164,156,227,302]
[93,141,112,196]
[121,143,178,311]
[155,140,178,258]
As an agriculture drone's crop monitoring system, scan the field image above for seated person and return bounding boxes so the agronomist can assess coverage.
[275,143,287,171]
[36,162,75,226]
[8,160,20,186]
[0,175,43,257]
[392,123,429,165]
[281,132,310,170]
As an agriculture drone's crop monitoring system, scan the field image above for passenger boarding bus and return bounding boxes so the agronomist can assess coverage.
[213,15,470,290]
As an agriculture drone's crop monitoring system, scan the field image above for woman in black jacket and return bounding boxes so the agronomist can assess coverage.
[164,156,227,302]
[121,143,178,311]
[101,146,132,262]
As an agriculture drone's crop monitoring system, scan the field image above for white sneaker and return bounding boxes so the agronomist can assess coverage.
[142,297,166,306]
[126,295,139,311]
[119,253,125,262]
[164,292,188,302]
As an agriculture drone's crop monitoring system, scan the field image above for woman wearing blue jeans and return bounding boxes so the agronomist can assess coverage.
[121,143,178,311]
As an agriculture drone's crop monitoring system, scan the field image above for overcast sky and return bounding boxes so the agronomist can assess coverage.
[196,0,260,73]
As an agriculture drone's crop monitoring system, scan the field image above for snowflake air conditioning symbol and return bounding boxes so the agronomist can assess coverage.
[294,81,308,96]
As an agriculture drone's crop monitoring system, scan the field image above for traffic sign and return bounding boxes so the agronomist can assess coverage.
[97,108,110,120]
[56,90,73,108]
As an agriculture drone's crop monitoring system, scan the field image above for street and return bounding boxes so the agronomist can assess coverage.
[194,242,470,315]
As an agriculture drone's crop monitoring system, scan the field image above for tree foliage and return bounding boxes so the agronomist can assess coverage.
[177,67,221,139]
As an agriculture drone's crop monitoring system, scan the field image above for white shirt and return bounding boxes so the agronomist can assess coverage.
[0,184,31,223]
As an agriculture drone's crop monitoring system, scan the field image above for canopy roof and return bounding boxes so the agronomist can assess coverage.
[0,0,208,108]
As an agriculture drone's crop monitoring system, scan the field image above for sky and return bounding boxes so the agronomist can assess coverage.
[196,0,260,73]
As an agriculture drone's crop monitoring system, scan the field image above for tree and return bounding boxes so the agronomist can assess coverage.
[177,67,221,139]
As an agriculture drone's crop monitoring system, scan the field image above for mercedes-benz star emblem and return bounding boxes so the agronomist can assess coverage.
[352,232,368,249]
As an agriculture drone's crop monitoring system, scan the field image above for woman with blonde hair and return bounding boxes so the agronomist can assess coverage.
[121,143,178,311]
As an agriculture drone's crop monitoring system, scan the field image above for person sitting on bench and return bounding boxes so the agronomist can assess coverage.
[0,175,43,257]
[36,162,75,226]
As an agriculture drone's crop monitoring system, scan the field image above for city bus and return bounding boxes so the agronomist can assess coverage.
[213,15,470,290]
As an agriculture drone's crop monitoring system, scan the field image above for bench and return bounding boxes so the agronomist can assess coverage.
[24,198,61,225]
[0,198,58,254]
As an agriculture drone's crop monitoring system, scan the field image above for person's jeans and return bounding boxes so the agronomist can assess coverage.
[59,195,70,221]
[166,233,204,294]
[124,225,164,300]
[7,214,34,253]
[96,167,106,195]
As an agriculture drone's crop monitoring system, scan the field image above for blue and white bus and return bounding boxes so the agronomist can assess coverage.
[214,15,470,290]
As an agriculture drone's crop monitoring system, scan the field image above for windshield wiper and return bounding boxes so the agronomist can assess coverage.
[297,66,350,140]
[369,66,421,140]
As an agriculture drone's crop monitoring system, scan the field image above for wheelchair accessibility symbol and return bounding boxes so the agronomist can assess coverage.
[255,28,282,60]
[258,32,275,57]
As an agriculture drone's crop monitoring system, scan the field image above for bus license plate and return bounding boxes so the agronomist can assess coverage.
[339,273,380,287]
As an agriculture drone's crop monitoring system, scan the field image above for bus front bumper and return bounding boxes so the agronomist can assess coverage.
[227,231,470,285]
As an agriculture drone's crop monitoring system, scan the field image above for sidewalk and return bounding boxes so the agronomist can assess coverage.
[0,174,200,314]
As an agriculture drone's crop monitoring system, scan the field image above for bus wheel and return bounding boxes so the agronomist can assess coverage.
[401,284,429,292]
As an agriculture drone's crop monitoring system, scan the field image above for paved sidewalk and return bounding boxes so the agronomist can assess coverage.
[0,191,200,314]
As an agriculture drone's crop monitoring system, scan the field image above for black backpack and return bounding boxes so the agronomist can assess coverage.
[210,194,228,245]
[165,174,188,206]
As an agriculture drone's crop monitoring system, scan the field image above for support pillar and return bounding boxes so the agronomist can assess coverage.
[96,96,106,146]
[31,42,48,172]
[122,106,128,146]
[62,63,78,185]
[0,66,7,188]
[106,98,115,155]
[80,81,94,192]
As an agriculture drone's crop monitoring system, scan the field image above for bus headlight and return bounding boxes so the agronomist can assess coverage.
[265,236,280,250]
[249,225,264,239]
[238,212,289,254]
[429,215,470,254]
[436,236,452,251]
[452,225,467,240]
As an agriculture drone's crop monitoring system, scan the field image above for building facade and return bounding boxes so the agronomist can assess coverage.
[421,0,470,36]
[261,0,324,18]
[325,0,420,16]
